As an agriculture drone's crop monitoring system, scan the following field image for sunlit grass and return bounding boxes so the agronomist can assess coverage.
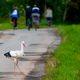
[0,17,55,31]
[0,16,26,30]
[42,24,80,80]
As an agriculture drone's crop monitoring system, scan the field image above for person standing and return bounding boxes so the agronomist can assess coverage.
[25,5,32,30]
[45,7,53,27]
[32,5,40,30]
[10,5,19,30]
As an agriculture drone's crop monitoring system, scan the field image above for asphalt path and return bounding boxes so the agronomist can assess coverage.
[0,28,60,80]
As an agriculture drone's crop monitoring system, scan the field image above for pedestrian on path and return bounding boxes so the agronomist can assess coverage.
[25,5,32,30]
[45,6,53,27]
[10,5,19,30]
[32,5,40,30]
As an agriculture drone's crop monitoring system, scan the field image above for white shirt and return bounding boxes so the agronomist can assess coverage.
[45,9,53,18]
[12,10,18,15]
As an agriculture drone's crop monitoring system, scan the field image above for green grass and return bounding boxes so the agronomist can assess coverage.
[1,18,80,80]
[42,24,80,80]
[0,17,26,30]
[0,17,51,30]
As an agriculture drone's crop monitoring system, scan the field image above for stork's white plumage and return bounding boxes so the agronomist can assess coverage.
[4,41,26,58]
[4,41,26,76]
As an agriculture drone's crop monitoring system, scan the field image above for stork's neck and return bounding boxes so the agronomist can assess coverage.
[21,43,24,52]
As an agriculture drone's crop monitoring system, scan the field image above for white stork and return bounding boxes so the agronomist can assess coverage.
[4,41,26,75]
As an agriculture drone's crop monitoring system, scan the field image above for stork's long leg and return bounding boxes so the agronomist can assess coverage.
[16,58,18,65]
[14,61,16,76]
[16,64,25,75]
[13,58,18,76]
[13,58,25,76]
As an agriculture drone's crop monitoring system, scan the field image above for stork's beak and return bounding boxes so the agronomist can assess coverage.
[23,43,26,47]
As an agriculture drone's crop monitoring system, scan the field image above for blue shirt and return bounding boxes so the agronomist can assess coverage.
[10,9,19,18]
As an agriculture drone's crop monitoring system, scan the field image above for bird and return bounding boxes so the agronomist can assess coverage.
[4,41,26,75]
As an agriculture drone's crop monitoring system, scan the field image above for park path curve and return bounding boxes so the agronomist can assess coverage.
[0,28,60,80]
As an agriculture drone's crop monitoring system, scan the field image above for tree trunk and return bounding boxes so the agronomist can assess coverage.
[63,7,68,23]
[63,0,71,23]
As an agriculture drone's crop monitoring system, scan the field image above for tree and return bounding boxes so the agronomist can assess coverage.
[0,0,80,23]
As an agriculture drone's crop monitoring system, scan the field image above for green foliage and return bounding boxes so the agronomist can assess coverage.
[0,0,80,23]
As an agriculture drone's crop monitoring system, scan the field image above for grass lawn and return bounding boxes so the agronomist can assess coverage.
[42,24,80,80]
[0,17,48,30]
[0,17,26,30]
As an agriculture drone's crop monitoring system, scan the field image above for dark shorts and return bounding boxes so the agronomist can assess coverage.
[46,17,52,23]
[11,17,17,22]
[11,17,17,27]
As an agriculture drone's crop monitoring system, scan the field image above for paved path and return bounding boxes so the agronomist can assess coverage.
[0,28,60,80]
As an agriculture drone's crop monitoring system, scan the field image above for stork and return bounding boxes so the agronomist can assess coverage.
[4,41,26,75]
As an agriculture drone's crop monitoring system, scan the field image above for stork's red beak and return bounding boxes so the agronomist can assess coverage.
[23,43,26,47]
